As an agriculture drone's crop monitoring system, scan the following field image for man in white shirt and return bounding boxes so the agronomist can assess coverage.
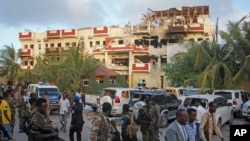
[59,92,70,132]
[75,89,83,104]
[178,99,190,111]
[195,99,206,141]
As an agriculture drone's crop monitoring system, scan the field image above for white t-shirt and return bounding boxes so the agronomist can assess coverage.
[59,98,70,114]
[75,92,82,103]
[195,105,207,123]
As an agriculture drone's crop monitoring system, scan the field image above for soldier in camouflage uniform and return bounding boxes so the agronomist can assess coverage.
[5,90,16,134]
[137,99,154,141]
[17,90,27,133]
[30,98,60,141]
[150,99,161,141]
[89,102,113,141]
[23,97,37,141]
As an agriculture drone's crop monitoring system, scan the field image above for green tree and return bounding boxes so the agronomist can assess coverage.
[58,44,101,90]
[0,44,21,82]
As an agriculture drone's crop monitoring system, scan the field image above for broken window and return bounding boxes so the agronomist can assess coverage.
[118,40,123,44]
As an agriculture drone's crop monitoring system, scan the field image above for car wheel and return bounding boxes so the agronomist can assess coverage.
[161,113,168,128]
[227,112,234,124]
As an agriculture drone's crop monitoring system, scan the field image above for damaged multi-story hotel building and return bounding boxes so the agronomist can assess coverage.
[19,6,214,88]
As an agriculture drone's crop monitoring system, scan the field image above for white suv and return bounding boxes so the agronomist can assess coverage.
[213,89,250,117]
[99,87,140,116]
[184,95,234,127]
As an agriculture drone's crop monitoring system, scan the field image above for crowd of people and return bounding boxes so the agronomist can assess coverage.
[88,98,225,141]
[0,82,226,141]
[0,82,86,141]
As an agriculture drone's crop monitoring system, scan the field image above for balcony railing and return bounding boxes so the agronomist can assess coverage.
[20,49,33,57]
[132,63,150,72]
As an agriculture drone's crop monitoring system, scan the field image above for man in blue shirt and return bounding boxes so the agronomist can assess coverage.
[185,108,197,141]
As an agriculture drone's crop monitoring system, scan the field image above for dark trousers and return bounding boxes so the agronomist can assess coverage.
[69,126,82,141]
[196,123,201,141]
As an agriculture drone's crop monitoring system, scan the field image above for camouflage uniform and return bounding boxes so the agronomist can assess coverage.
[6,96,16,133]
[30,110,58,141]
[89,112,111,141]
[150,103,161,141]
[17,94,26,132]
[137,106,154,141]
[23,107,36,141]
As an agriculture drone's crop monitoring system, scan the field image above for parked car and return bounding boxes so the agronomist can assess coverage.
[241,99,250,121]
[213,89,250,117]
[128,89,181,127]
[29,83,61,112]
[165,87,187,99]
[98,87,141,116]
[183,94,234,127]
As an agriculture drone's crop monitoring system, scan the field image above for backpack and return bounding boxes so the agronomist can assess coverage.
[126,114,139,138]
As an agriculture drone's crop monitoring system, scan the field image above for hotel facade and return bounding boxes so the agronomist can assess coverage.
[18,6,214,88]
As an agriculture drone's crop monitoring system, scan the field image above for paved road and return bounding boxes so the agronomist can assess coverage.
[12,110,248,141]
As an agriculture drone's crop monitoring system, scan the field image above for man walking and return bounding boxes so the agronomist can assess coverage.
[59,92,70,132]
[137,99,154,141]
[69,96,84,141]
[164,109,189,141]
[0,95,12,137]
[199,102,224,141]
[195,99,206,141]
[185,108,197,141]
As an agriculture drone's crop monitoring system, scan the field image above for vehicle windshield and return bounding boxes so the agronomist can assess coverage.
[183,89,200,96]
[129,93,164,106]
[185,98,208,109]
[38,88,60,97]
[214,92,232,99]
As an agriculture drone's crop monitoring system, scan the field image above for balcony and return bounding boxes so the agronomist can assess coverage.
[93,44,149,53]
[132,63,150,72]
[93,26,109,36]
[20,49,33,57]
[187,23,204,32]
[108,64,129,71]
[45,47,63,55]
[132,24,150,35]
[168,26,186,33]
[61,29,77,38]
[47,30,61,38]
[19,32,33,40]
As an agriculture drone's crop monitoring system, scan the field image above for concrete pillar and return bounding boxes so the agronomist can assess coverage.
[128,51,133,87]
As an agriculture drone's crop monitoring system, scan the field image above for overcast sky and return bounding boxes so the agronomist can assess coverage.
[0,0,249,50]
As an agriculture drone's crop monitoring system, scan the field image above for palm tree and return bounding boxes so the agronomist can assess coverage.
[220,14,250,90]
[0,44,21,83]
[58,44,101,90]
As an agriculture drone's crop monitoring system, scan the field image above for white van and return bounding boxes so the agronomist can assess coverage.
[27,83,60,112]
[99,87,140,116]
[27,84,39,96]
